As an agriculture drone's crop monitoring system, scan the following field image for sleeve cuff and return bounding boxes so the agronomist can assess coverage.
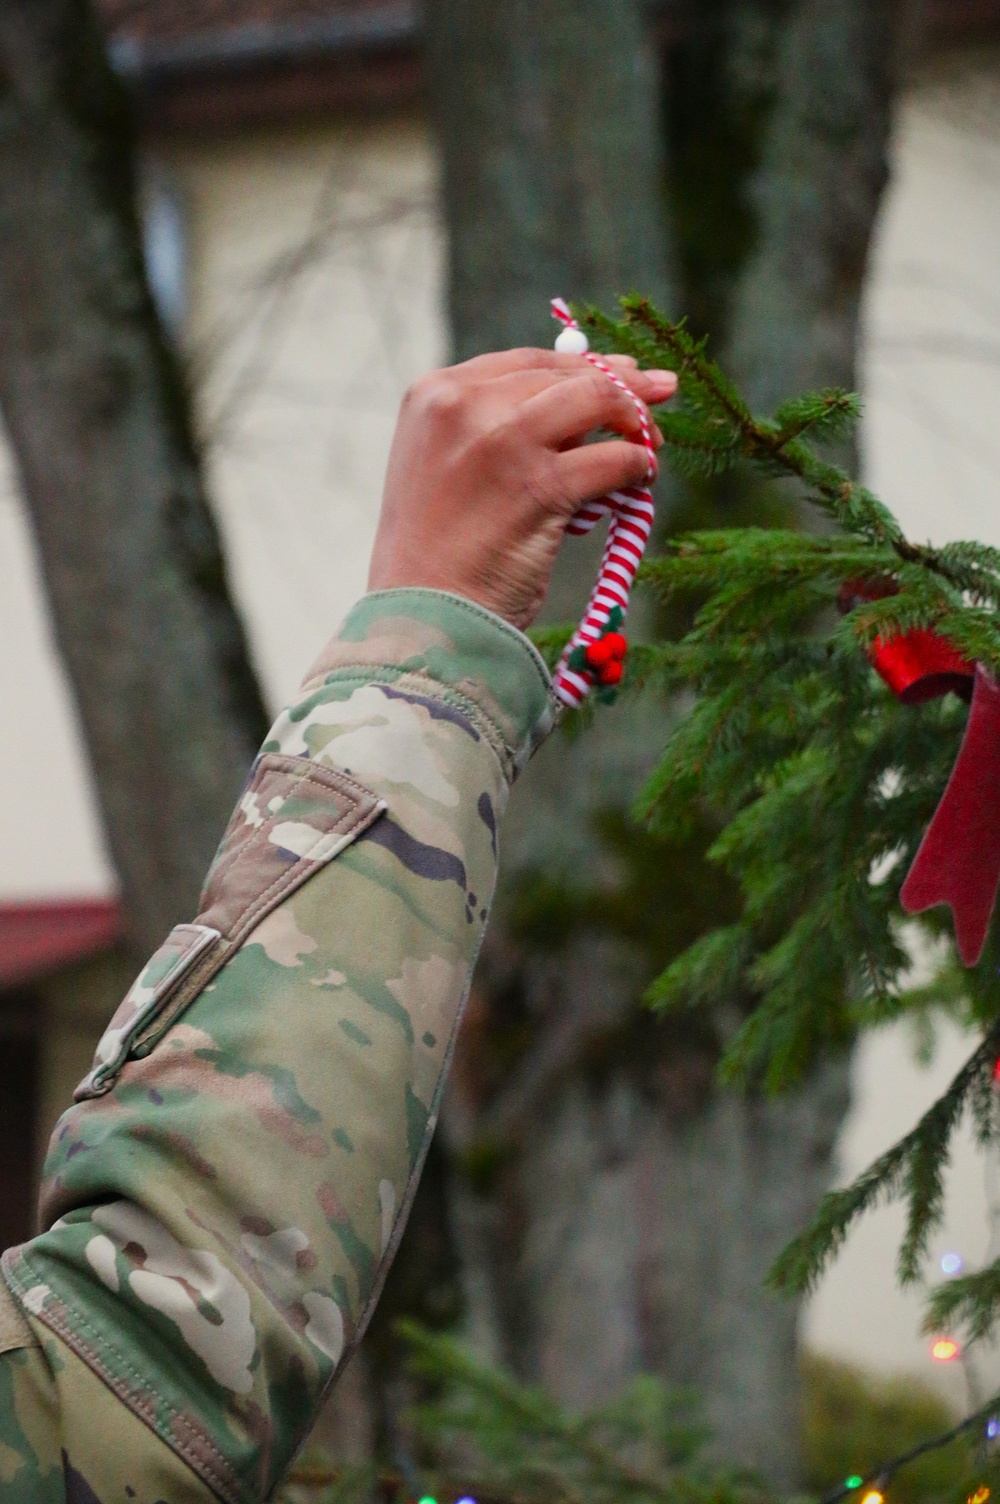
[301,589,558,775]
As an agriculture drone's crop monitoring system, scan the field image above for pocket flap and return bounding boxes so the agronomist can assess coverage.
[74,755,385,1101]
[75,923,220,1099]
[195,753,385,946]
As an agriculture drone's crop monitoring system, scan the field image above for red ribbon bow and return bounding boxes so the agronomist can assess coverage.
[841,579,1000,966]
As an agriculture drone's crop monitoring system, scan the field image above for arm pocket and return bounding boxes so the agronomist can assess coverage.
[75,753,385,1100]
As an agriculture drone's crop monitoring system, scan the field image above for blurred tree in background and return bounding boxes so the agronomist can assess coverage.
[0,0,269,961]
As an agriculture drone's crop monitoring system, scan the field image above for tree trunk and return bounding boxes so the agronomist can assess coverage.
[423,0,900,1487]
[0,0,268,959]
[725,0,898,409]
[427,0,670,360]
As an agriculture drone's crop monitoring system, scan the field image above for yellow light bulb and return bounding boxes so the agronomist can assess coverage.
[969,1488,991,1504]
[931,1337,960,1362]
[860,1492,883,1504]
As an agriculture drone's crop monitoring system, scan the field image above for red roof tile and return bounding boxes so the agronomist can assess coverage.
[0,900,123,990]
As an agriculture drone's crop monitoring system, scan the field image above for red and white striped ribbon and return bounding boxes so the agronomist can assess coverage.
[550,298,657,708]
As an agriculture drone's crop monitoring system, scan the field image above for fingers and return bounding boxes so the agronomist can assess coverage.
[476,357,675,410]
[524,370,661,450]
[474,367,595,407]
[454,346,676,402]
[556,438,656,510]
[451,346,629,381]
[624,366,678,404]
[451,345,677,392]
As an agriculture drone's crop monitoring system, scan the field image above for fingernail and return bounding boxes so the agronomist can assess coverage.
[646,370,678,394]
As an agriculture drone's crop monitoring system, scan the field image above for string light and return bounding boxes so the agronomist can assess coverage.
[417,1495,437,1504]
[860,1491,884,1504]
[969,1488,991,1504]
[456,1497,478,1504]
[988,1419,1000,1440]
[844,1478,863,1490]
[821,1389,1000,1504]
[932,1337,961,1362]
[941,1252,964,1275]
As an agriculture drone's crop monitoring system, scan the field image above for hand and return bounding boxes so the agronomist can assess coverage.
[367,347,678,630]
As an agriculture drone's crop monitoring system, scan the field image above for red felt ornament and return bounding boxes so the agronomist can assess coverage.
[900,666,1000,965]
[603,631,628,662]
[842,578,999,965]
[838,578,974,703]
[873,629,975,704]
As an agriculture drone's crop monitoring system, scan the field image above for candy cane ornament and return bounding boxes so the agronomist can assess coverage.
[550,299,658,708]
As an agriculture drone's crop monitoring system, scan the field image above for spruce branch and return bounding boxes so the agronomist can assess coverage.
[571,294,1000,1334]
[768,1010,1000,1297]
[924,1258,1000,1344]
[401,1323,775,1504]
[582,296,1000,624]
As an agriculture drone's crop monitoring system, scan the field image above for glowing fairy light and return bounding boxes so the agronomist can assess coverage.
[941,1252,964,1275]
[969,1488,991,1504]
[861,1491,884,1504]
[988,1419,1000,1440]
[844,1478,863,1490]
[931,1337,961,1361]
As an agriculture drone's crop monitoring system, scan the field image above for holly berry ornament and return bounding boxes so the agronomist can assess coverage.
[549,300,657,709]
[565,608,629,697]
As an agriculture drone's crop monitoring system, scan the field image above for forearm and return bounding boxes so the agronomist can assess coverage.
[0,590,554,1503]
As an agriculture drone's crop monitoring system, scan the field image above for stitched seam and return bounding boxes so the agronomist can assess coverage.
[252,752,382,810]
[87,927,221,1092]
[211,765,373,931]
[322,588,554,702]
[212,781,379,946]
[195,788,378,974]
[318,666,509,749]
[206,757,377,895]
[130,778,383,1056]
[131,940,236,1055]
[300,666,515,782]
[2,1252,240,1504]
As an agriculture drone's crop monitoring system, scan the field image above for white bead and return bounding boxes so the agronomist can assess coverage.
[555,326,589,355]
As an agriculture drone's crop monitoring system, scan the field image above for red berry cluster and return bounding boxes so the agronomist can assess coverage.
[584,630,627,686]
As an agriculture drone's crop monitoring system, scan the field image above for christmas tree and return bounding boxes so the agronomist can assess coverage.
[560,295,1000,1356]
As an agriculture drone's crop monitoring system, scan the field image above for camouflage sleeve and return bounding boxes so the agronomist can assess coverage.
[0,589,556,1504]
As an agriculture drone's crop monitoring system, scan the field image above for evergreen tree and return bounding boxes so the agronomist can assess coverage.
[561,294,1000,1354]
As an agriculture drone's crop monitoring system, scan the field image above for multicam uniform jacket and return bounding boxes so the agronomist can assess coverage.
[0,589,555,1504]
